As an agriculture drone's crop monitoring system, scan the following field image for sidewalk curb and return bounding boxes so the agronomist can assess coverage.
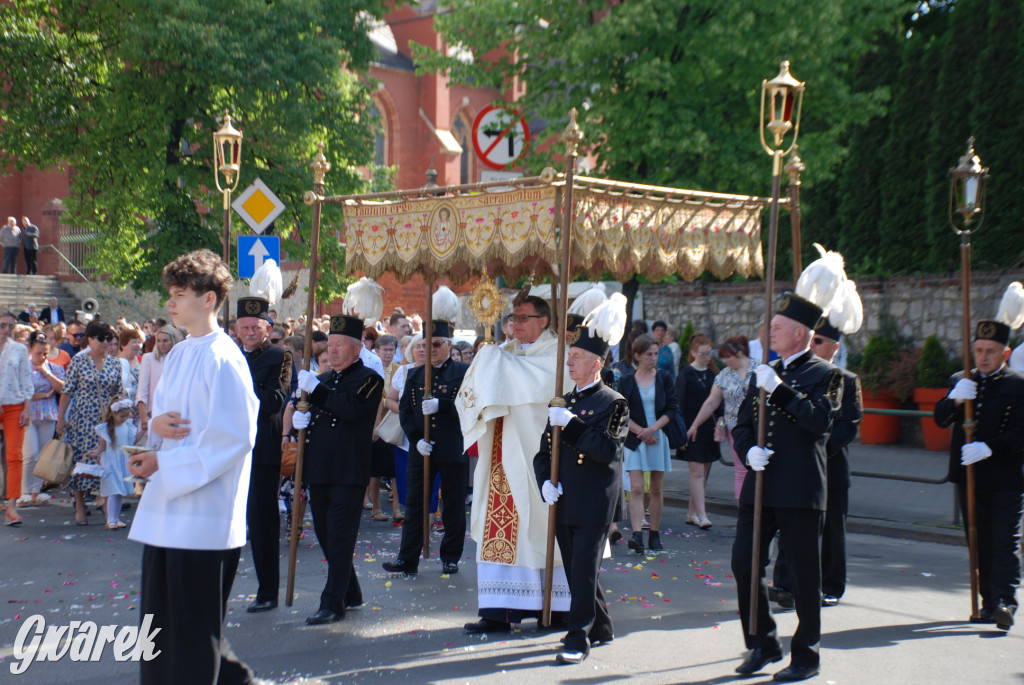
[664,494,966,547]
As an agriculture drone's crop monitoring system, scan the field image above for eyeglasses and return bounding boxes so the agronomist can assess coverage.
[812,337,826,345]
[695,350,712,357]
[0,323,12,330]
[71,333,85,338]
[430,340,447,349]
[510,315,544,323]
[270,337,283,343]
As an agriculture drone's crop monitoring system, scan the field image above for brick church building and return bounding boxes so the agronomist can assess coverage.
[0,2,524,318]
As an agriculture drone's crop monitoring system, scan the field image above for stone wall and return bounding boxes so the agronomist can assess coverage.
[641,268,1024,355]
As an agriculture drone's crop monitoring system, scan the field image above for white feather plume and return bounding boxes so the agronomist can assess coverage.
[996,281,1024,331]
[568,283,608,317]
[432,286,461,323]
[827,279,864,335]
[342,277,385,325]
[795,243,847,313]
[250,259,283,305]
[582,292,627,346]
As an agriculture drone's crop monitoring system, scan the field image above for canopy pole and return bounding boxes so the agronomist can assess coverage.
[286,143,331,607]
[959,232,981,620]
[422,276,435,560]
[543,109,583,626]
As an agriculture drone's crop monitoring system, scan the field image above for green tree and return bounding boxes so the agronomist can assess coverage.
[416,0,908,236]
[0,0,388,301]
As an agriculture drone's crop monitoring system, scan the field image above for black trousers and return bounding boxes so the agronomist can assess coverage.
[398,456,468,565]
[556,522,612,653]
[140,545,254,685]
[775,487,848,598]
[23,248,36,274]
[733,503,824,667]
[2,247,17,274]
[246,463,282,602]
[957,484,1024,611]
[308,483,365,614]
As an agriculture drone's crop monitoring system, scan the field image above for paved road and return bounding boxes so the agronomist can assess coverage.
[0,485,1019,684]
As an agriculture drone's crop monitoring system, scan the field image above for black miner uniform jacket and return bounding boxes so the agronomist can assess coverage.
[242,340,292,468]
[826,368,863,490]
[732,350,843,511]
[303,359,384,486]
[399,358,470,464]
[934,365,1024,493]
[533,381,630,527]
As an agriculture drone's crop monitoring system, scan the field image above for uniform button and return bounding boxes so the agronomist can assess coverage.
[767,431,773,437]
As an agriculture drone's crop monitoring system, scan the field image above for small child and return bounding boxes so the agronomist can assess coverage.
[95,399,137,530]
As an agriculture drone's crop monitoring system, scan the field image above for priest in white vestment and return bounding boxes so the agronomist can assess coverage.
[456,295,573,633]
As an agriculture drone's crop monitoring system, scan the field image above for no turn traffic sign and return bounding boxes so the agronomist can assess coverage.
[472,105,530,170]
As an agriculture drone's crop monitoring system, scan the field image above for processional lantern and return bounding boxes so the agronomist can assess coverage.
[213,111,243,193]
[949,137,988,231]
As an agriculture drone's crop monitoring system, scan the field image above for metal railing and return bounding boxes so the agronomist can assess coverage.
[43,245,151,323]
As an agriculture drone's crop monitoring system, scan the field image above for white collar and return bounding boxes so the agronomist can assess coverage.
[782,346,811,369]
[575,379,600,393]
[979,363,1006,379]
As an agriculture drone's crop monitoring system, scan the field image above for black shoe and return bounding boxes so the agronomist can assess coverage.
[442,561,459,574]
[970,607,995,624]
[246,599,278,613]
[345,599,364,609]
[821,594,839,607]
[735,646,783,676]
[628,531,645,554]
[773,663,820,681]
[647,530,663,551]
[555,648,588,664]
[382,559,418,575]
[589,631,614,645]
[464,618,511,634]
[609,530,623,544]
[305,609,343,625]
[768,586,795,609]
[993,600,1016,630]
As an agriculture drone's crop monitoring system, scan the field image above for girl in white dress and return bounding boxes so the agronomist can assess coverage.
[94,399,137,529]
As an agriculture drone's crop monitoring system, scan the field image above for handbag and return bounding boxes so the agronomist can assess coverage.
[376,410,405,447]
[34,435,74,485]
[663,411,689,451]
[280,441,298,478]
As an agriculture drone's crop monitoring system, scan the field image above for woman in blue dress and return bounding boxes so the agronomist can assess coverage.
[618,335,678,554]
[57,320,123,525]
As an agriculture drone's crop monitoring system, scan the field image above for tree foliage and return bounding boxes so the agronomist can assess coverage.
[0,0,388,301]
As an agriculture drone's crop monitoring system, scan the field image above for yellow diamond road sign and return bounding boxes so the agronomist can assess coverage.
[232,177,286,234]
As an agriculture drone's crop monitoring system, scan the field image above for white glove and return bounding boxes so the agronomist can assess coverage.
[421,397,439,415]
[416,439,433,457]
[961,441,992,466]
[292,411,311,430]
[297,369,320,394]
[541,480,563,505]
[949,378,977,402]
[754,364,782,394]
[746,446,775,472]
[548,406,575,427]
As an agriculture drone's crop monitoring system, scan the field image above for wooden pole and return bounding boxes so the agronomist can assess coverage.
[286,144,330,607]
[786,148,805,281]
[749,149,782,635]
[422,277,435,560]
[542,109,582,626]
[959,233,981,620]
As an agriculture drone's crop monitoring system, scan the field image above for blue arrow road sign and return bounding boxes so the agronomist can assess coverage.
[237,235,281,279]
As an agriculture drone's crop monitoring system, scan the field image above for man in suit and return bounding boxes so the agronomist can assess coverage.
[934,318,1024,630]
[40,297,66,325]
[383,319,470,576]
[731,293,843,682]
[235,296,292,614]
[293,315,384,625]
[772,321,863,609]
[534,313,629,665]
[21,216,39,275]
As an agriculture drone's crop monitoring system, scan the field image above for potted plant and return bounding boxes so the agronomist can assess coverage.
[857,334,901,444]
[914,335,953,451]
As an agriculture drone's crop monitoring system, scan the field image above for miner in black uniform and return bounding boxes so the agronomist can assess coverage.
[235,296,293,614]
[731,294,843,681]
[534,314,629,665]
[772,320,863,609]
[292,315,384,625]
[383,319,470,576]
[934,318,1024,630]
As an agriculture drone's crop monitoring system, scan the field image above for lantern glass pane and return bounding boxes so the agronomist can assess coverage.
[964,177,979,208]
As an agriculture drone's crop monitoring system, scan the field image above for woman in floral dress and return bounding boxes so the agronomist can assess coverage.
[57,320,123,525]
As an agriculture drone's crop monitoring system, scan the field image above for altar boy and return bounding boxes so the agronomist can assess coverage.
[128,249,261,685]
